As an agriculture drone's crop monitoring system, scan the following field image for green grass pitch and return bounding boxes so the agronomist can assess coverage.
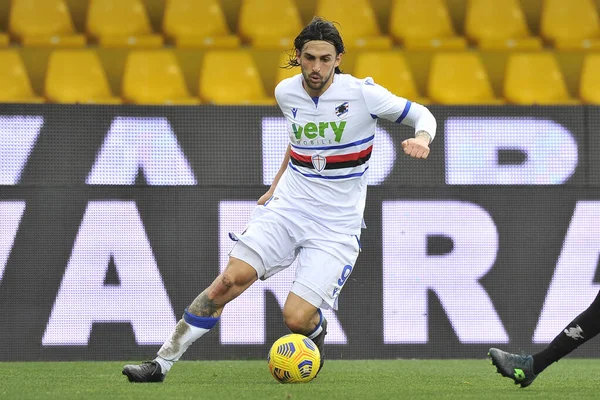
[2,359,600,399]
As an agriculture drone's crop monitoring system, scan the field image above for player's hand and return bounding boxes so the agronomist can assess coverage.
[401,136,430,159]
[257,190,274,205]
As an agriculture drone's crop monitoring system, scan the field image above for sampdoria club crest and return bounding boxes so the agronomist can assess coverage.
[311,154,327,172]
[335,102,349,118]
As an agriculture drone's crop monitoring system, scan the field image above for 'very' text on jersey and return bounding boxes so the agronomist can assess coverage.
[292,121,347,143]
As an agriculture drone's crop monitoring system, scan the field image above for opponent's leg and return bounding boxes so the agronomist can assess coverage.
[488,348,536,388]
[123,257,258,383]
[489,290,600,388]
[532,290,600,374]
[282,292,327,376]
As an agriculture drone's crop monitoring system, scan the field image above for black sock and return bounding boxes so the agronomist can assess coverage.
[533,290,600,375]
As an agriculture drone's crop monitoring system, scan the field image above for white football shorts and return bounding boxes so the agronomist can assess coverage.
[228,201,361,310]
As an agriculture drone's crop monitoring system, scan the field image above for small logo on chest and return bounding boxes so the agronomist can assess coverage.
[311,154,327,172]
[291,108,298,118]
[335,102,349,119]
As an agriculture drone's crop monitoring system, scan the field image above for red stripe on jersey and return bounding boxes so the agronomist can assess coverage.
[289,149,312,163]
[290,146,373,164]
[326,146,373,163]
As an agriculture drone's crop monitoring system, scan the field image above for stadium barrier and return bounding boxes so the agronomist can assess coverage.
[0,104,598,360]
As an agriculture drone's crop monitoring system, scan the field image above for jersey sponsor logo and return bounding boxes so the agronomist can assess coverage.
[335,102,349,119]
[311,154,327,172]
[292,121,346,142]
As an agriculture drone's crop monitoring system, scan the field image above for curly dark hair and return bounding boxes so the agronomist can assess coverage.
[283,16,345,74]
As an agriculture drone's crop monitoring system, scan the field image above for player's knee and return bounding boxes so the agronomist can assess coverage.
[282,310,312,334]
[207,264,256,301]
[208,273,236,299]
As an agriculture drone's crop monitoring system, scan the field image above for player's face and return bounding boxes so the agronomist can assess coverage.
[297,41,341,96]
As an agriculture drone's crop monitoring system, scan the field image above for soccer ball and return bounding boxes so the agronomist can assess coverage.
[267,333,321,383]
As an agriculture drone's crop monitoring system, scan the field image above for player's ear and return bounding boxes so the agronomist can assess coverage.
[334,52,342,68]
[296,49,301,64]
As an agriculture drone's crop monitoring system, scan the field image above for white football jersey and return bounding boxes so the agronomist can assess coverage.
[271,73,435,234]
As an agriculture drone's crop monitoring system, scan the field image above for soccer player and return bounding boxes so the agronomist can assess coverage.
[489,291,600,387]
[122,16,437,383]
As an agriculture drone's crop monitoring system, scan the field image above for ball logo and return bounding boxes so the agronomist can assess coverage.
[311,154,327,172]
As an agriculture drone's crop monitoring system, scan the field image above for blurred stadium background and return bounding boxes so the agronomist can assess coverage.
[2,0,600,365]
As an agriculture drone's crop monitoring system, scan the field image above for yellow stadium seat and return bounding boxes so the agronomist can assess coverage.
[163,0,240,49]
[86,0,163,48]
[9,0,86,47]
[0,50,44,103]
[390,0,467,49]
[315,0,393,50]
[579,54,600,104]
[238,0,303,49]
[45,50,122,104]
[354,52,429,104]
[504,52,578,105]
[427,52,502,104]
[275,52,301,86]
[465,0,543,50]
[122,50,200,104]
[541,0,600,50]
[199,51,275,105]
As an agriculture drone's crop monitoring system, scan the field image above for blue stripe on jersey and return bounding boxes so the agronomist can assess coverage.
[292,134,375,151]
[370,113,378,119]
[395,100,412,124]
[288,162,369,179]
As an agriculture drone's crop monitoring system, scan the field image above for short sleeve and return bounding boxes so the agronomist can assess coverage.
[360,77,412,124]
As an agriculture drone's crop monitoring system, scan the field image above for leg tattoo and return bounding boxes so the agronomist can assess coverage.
[187,274,235,317]
[187,292,219,317]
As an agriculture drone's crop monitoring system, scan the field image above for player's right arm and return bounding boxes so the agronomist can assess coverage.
[257,144,290,205]
[257,79,294,205]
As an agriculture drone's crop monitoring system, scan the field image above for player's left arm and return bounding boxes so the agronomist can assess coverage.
[399,103,436,159]
[360,77,437,159]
